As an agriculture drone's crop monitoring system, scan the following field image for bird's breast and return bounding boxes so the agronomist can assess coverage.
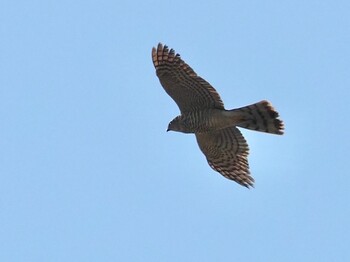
[181,109,234,133]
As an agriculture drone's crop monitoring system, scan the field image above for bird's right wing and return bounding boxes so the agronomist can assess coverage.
[195,127,254,188]
[152,43,225,113]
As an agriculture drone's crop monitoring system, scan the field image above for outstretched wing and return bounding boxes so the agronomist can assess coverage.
[152,43,224,113]
[195,127,254,188]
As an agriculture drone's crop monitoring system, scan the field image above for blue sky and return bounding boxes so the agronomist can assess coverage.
[1,0,349,261]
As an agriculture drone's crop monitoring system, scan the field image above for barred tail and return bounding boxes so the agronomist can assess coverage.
[232,100,284,135]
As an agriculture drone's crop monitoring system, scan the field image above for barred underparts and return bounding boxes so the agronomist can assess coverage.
[152,43,284,188]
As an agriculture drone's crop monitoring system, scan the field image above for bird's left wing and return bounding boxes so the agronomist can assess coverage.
[152,43,225,113]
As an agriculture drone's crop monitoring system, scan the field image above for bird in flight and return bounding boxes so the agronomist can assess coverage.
[152,43,284,188]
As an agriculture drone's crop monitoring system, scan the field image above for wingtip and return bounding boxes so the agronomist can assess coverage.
[151,46,157,65]
[242,181,255,189]
[152,43,173,54]
[152,43,164,52]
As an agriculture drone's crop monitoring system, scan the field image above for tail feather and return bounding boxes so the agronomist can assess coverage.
[233,100,284,135]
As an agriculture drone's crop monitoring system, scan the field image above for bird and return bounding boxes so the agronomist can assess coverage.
[152,43,284,188]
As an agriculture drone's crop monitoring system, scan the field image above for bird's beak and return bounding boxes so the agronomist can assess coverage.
[166,128,170,132]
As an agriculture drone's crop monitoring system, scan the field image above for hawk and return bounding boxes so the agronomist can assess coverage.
[152,43,284,188]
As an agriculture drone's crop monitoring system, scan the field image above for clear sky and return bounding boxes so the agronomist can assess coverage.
[1,0,349,261]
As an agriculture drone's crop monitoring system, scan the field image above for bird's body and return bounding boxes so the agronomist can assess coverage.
[152,43,284,188]
[168,109,244,133]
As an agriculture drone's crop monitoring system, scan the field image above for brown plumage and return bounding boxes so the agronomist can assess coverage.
[152,43,284,188]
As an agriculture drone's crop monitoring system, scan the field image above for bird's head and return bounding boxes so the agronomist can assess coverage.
[167,116,190,133]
